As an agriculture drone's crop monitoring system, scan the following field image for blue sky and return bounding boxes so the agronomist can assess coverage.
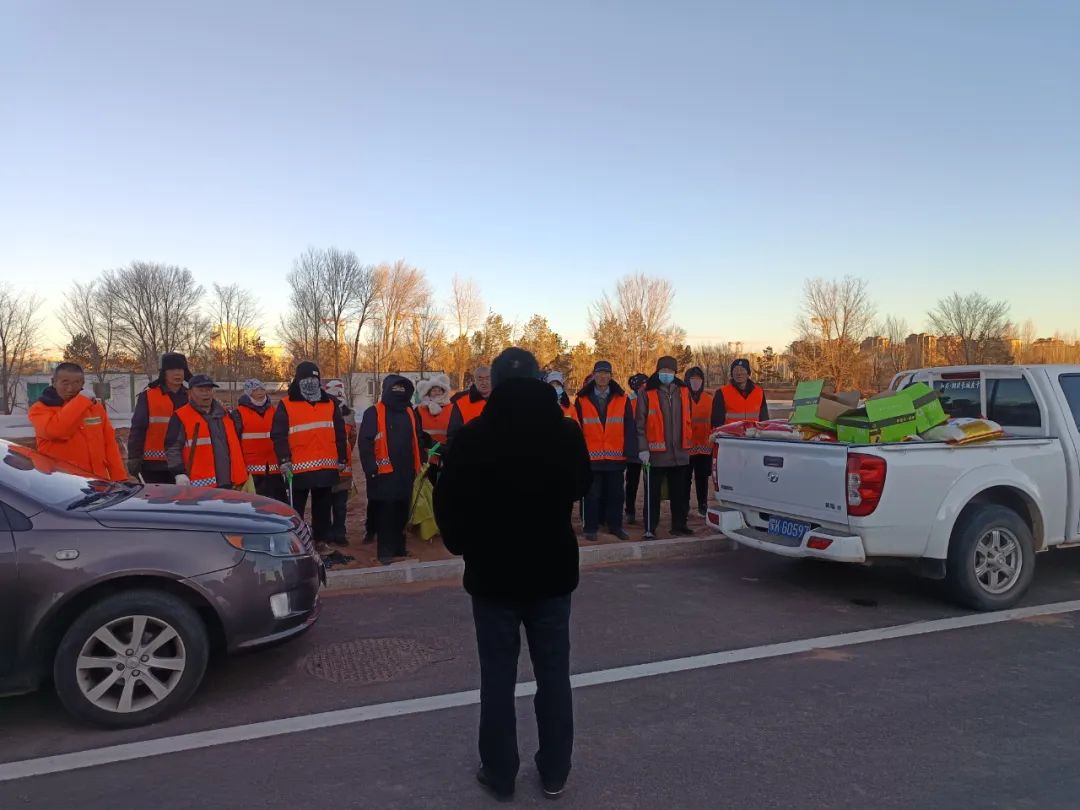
[2,0,1077,352]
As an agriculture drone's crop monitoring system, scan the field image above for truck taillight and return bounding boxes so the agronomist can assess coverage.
[847,453,886,517]
[711,442,719,491]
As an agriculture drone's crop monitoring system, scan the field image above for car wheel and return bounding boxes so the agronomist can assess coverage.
[946,505,1035,611]
[53,590,210,728]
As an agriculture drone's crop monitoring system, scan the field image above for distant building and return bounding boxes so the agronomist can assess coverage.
[905,333,938,368]
[860,336,889,353]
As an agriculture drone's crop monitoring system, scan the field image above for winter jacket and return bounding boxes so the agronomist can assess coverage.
[635,373,691,468]
[165,399,241,488]
[270,381,347,491]
[446,385,487,442]
[128,380,188,471]
[434,377,592,602]
[710,380,770,426]
[574,379,638,471]
[28,387,127,481]
[358,375,428,502]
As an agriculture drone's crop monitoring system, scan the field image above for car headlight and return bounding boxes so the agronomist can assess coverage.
[224,531,305,557]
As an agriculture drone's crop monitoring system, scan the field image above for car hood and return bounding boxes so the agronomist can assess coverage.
[92,484,299,534]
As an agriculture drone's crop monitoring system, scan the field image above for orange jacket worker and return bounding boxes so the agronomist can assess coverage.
[28,362,127,481]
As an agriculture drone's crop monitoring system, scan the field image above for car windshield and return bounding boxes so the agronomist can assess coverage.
[0,440,125,509]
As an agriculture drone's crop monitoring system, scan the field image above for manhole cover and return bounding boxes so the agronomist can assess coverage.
[301,637,442,684]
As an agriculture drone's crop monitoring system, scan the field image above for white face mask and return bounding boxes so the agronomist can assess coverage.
[299,378,322,402]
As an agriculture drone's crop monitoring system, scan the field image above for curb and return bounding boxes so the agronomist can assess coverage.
[323,533,732,592]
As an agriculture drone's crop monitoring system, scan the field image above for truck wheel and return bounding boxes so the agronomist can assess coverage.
[946,505,1035,611]
[53,590,210,728]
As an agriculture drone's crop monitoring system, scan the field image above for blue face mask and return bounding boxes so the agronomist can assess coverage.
[658,372,675,385]
[553,385,563,400]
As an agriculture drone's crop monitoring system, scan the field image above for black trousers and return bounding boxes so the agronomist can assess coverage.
[294,487,333,543]
[374,498,409,560]
[625,463,642,516]
[141,469,174,484]
[583,468,624,534]
[252,473,288,503]
[646,464,691,534]
[331,489,349,541]
[688,454,712,512]
[472,594,574,793]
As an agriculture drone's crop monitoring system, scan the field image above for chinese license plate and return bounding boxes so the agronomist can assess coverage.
[768,516,812,540]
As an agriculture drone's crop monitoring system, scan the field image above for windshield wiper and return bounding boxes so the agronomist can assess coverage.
[66,481,139,511]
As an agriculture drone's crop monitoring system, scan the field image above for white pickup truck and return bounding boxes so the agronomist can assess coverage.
[707,365,1080,610]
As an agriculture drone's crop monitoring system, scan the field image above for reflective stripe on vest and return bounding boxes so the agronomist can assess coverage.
[143,387,178,463]
[688,390,715,456]
[721,383,764,426]
[577,394,627,464]
[373,403,421,475]
[174,403,247,488]
[644,388,694,453]
[282,400,339,475]
[238,404,278,473]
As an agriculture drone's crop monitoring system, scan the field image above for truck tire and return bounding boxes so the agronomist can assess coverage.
[946,505,1035,611]
[53,590,210,728]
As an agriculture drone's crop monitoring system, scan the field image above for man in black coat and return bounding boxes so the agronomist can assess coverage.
[435,348,592,802]
[358,374,427,565]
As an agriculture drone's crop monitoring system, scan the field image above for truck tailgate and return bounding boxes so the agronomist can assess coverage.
[714,437,850,525]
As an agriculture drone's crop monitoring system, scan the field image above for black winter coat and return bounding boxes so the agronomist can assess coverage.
[358,375,427,502]
[270,384,347,491]
[128,380,188,471]
[435,377,592,602]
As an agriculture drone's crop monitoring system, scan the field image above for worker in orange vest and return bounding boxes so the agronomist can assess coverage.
[634,356,695,539]
[28,362,127,481]
[575,360,636,541]
[359,374,427,565]
[416,373,454,445]
[685,366,715,517]
[623,372,648,525]
[127,352,190,483]
[447,364,491,442]
[323,378,357,546]
[165,374,248,489]
[271,361,348,552]
[546,371,577,421]
[232,378,286,502]
[711,358,770,427]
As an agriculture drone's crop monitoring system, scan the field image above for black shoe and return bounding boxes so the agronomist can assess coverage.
[626,512,637,526]
[584,533,598,542]
[610,529,630,541]
[697,505,708,518]
[542,777,566,800]
[361,534,375,545]
[671,526,696,537]
[378,557,393,566]
[476,767,514,802]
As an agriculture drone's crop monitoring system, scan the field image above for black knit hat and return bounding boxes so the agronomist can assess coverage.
[159,352,192,381]
[294,361,320,381]
[686,366,705,381]
[656,355,678,372]
[628,373,648,390]
[731,358,751,375]
[491,347,540,388]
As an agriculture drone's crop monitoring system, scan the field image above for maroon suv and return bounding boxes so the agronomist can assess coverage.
[0,439,323,727]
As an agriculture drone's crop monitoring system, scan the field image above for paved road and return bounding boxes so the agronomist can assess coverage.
[4,548,1080,808]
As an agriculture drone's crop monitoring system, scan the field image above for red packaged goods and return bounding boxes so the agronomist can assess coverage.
[712,420,757,438]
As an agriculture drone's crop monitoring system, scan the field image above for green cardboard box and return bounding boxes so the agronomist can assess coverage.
[836,391,918,444]
[900,382,948,433]
[791,380,859,431]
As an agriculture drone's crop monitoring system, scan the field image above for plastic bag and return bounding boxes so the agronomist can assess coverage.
[920,418,1005,446]
[712,421,757,438]
[750,420,802,441]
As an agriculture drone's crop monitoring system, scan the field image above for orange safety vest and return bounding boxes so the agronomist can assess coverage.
[374,402,421,475]
[455,394,487,425]
[282,399,340,474]
[721,383,764,425]
[174,404,247,488]
[688,390,715,455]
[417,403,451,444]
[341,419,356,480]
[238,403,278,475]
[644,387,694,454]
[577,395,627,463]
[143,386,179,462]
[559,400,577,422]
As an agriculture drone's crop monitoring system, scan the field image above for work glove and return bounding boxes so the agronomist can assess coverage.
[638,450,651,464]
[127,458,142,477]
[174,474,191,486]
[280,461,293,477]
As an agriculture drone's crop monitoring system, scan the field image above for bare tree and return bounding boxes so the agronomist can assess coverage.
[589,273,679,378]
[211,283,262,387]
[447,276,483,387]
[58,280,123,384]
[344,262,381,401]
[279,247,328,366]
[0,284,42,414]
[882,315,909,378]
[927,292,1012,365]
[101,262,206,377]
[373,260,429,373]
[793,276,876,390]
[408,297,447,379]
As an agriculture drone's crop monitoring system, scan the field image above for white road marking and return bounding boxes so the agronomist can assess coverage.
[4,597,1080,783]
